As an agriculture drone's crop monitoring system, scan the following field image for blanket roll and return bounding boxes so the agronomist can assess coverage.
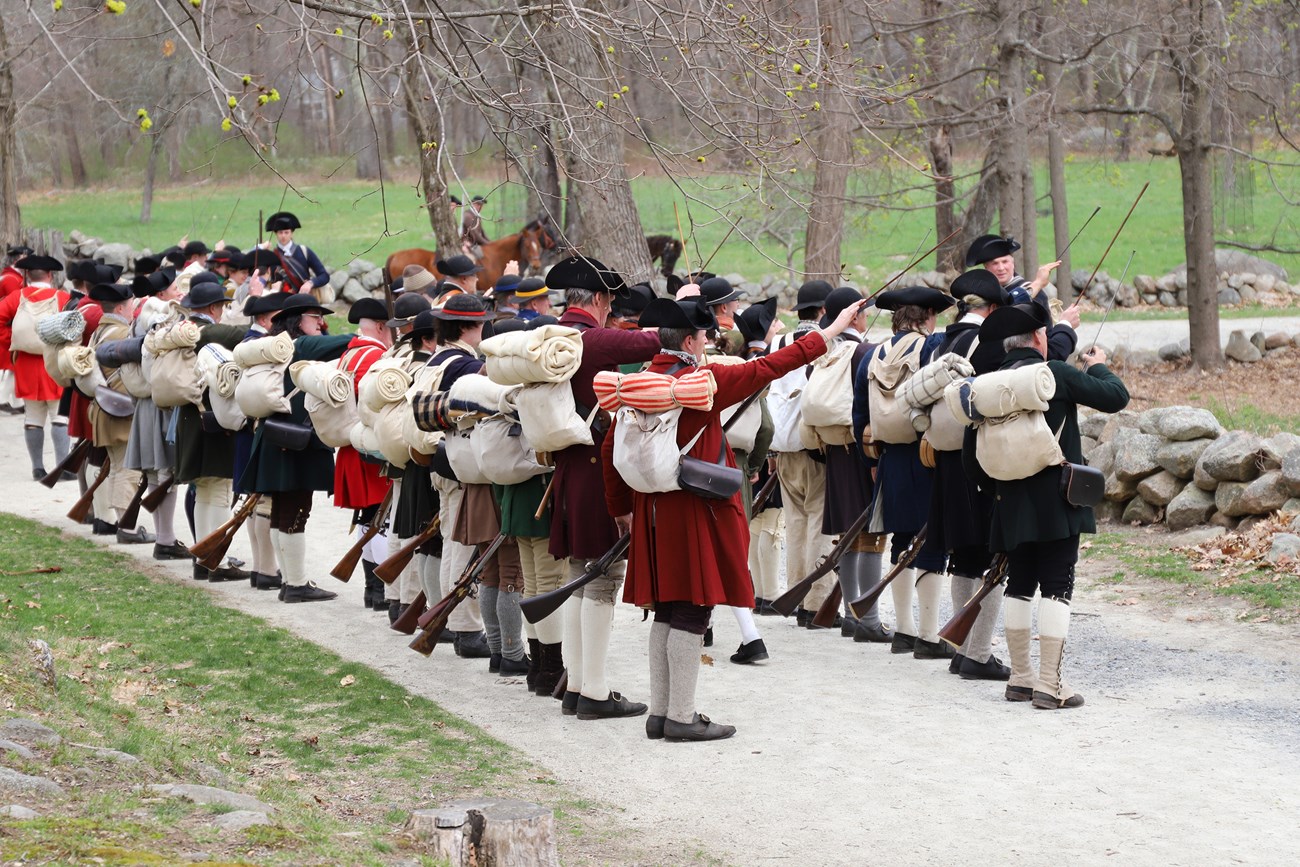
[358,359,413,412]
[232,331,294,368]
[970,364,1056,419]
[145,319,202,354]
[592,369,716,413]
[292,360,353,406]
[479,324,583,385]
[514,381,593,453]
[447,372,519,416]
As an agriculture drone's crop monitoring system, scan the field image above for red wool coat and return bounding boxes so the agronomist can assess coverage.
[606,331,829,608]
[333,335,391,509]
[66,299,104,440]
[0,284,71,399]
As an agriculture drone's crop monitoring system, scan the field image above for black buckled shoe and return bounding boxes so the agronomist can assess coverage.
[854,621,894,643]
[153,541,193,561]
[281,582,339,603]
[960,655,1011,681]
[192,563,210,581]
[116,526,156,545]
[499,655,530,677]
[795,608,811,627]
[646,715,666,740]
[840,615,860,638]
[949,653,967,675]
[702,627,713,648]
[253,571,283,591]
[663,713,736,742]
[561,690,580,716]
[729,639,769,665]
[913,637,955,660]
[575,691,648,721]
[489,653,502,674]
[92,519,118,536]
[890,632,917,654]
[453,631,492,659]
[208,564,251,583]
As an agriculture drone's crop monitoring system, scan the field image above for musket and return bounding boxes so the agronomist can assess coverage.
[673,202,694,278]
[811,583,843,629]
[415,533,506,630]
[374,515,442,584]
[391,591,427,636]
[770,503,874,617]
[697,215,741,274]
[938,554,1010,649]
[330,485,395,582]
[191,494,262,570]
[749,470,779,515]
[848,523,929,619]
[68,457,111,524]
[533,473,556,521]
[41,438,91,489]
[1058,206,1101,260]
[1080,182,1149,300]
[116,474,150,534]
[141,475,176,513]
[1089,249,1136,354]
[520,533,631,624]
[409,534,508,655]
[865,228,961,305]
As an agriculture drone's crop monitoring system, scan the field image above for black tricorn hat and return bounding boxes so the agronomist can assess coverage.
[699,276,743,306]
[243,292,287,317]
[348,297,389,324]
[132,267,177,298]
[161,246,186,266]
[14,254,63,272]
[386,292,431,328]
[819,286,869,328]
[528,314,560,330]
[183,240,210,257]
[950,269,1010,306]
[240,249,279,272]
[436,255,483,277]
[273,293,331,321]
[683,271,717,286]
[639,296,717,331]
[88,282,132,303]
[66,260,99,283]
[432,292,489,322]
[402,309,438,344]
[6,244,33,258]
[613,282,656,317]
[874,285,955,312]
[190,270,223,288]
[978,302,1052,344]
[133,255,161,276]
[265,211,302,232]
[95,263,125,285]
[737,296,779,343]
[491,318,531,336]
[965,234,1021,268]
[545,255,627,295]
[793,279,834,311]
[179,280,231,309]
[207,246,241,264]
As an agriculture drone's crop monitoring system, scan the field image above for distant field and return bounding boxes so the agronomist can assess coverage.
[20,154,1297,286]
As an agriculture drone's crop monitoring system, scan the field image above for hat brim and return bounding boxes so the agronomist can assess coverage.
[272,303,330,321]
[431,310,490,323]
[978,303,1051,343]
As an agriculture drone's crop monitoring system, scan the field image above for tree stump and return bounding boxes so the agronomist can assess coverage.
[406,799,558,866]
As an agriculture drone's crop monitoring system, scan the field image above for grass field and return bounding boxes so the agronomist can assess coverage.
[19,153,1299,287]
[0,512,617,865]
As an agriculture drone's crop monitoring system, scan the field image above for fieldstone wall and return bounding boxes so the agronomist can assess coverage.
[1081,405,1300,536]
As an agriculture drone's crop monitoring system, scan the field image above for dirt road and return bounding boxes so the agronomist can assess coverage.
[5,424,1299,866]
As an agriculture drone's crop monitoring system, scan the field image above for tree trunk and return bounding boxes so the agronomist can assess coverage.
[402,52,459,259]
[0,15,21,242]
[141,135,161,224]
[531,5,652,282]
[562,171,584,253]
[992,0,1027,268]
[167,121,182,182]
[63,118,87,186]
[1175,0,1223,370]
[1043,20,1071,299]
[801,0,853,284]
[320,47,339,156]
[929,124,958,273]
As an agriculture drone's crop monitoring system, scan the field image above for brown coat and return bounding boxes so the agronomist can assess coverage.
[88,313,133,447]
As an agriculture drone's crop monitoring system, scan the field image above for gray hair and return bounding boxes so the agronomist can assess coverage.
[962,293,994,312]
[1002,328,1046,353]
[565,288,597,308]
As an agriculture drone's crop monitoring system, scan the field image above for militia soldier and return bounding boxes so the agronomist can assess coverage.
[265,212,331,295]
[963,304,1129,709]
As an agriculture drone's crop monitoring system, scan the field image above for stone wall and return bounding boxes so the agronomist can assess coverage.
[1081,405,1300,536]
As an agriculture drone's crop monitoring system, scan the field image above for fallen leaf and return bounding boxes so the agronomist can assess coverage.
[700,654,714,666]
[172,661,195,670]
[1117,598,1140,606]
[339,674,356,687]
[25,600,40,609]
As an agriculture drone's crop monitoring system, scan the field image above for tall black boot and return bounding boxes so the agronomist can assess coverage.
[526,638,542,692]
[534,642,564,697]
[361,560,381,609]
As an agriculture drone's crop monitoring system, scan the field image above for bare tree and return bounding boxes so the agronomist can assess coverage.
[0,14,20,242]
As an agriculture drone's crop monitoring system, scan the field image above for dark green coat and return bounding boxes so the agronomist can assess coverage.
[175,322,247,482]
[495,473,551,538]
[239,334,352,494]
[963,348,1129,552]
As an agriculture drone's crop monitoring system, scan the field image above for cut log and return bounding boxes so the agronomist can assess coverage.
[406,799,558,866]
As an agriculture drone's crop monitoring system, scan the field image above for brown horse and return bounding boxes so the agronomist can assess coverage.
[383,222,547,290]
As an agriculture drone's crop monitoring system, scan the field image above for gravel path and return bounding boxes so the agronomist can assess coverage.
[5,420,1299,866]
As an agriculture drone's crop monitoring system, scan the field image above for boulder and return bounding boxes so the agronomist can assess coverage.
[1134,274,1156,294]
[1218,287,1242,307]
[1173,250,1289,282]
[1224,330,1261,362]
[346,258,376,279]
[147,783,274,814]
[1093,499,1126,523]
[1071,269,1091,291]
[1079,412,1109,440]
[1198,430,1262,482]
[1193,458,1219,492]
[1249,331,1267,353]
[1261,434,1300,469]
[1238,284,1258,304]
[340,278,369,304]
[1209,511,1239,530]
[1266,534,1300,564]
[1158,291,1179,307]
[1155,273,1176,294]
[1158,339,1189,360]
[1266,346,1292,360]
[0,739,35,760]
[1116,282,1140,307]
[739,281,762,298]
[329,269,348,290]
[361,268,385,291]
[212,810,272,833]
[1111,428,1162,482]
[1285,497,1300,515]
[1214,481,1252,518]
[2,804,39,819]
[1264,332,1291,350]
[0,768,64,798]
[1122,496,1160,525]
[91,242,132,269]
[1166,485,1217,530]
[1156,438,1213,479]
[0,719,61,747]
[1121,348,1158,368]
[1282,450,1300,496]
[1098,409,1141,443]
[1089,441,1117,478]
[1155,406,1222,442]
[1238,471,1290,515]
[1138,408,1170,436]
[1081,435,1098,461]
[1105,471,1139,503]
[1137,470,1185,506]
[1255,274,1277,294]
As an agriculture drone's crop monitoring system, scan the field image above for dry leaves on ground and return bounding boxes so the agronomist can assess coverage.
[1174,513,1300,583]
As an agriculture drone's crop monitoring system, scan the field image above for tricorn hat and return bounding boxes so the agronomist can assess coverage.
[183,240,210,258]
[132,267,177,299]
[240,249,279,272]
[737,296,779,343]
[133,255,161,276]
[6,244,33,258]
[265,211,302,232]
[950,269,1010,306]
[639,296,717,331]
[699,276,744,306]
[161,246,186,266]
[179,280,231,309]
[819,286,869,328]
[613,282,656,317]
[793,279,834,311]
[66,260,99,283]
[965,234,1021,268]
[243,292,287,317]
[432,292,489,323]
[544,255,627,295]
[347,297,389,324]
[88,282,132,303]
[14,254,63,273]
[978,302,1052,344]
[874,285,955,312]
[436,255,483,278]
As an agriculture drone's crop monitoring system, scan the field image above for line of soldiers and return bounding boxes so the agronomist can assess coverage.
[6,224,1128,742]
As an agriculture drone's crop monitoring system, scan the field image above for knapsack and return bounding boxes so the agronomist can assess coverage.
[866,331,926,445]
[12,289,59,355]
[969,361,1064,481]
[766,331,812,452]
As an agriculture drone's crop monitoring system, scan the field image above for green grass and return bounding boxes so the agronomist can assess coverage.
[0,512,602,865]
[1085,531,1300,614]
[18,151,1299,289]
[1076,303,1299,323]
[1189,396,1300,437]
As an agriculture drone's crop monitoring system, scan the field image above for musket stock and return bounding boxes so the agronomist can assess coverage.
[520,533,630,624]
[191,494,261,570]
[374,515,441,584]
[811,583,843,629]
[848,524,929,620]
[141,476,176,513]
[938,554,1009,649]
[415,534,505,629]
[330,486,395,582]
[771,504,874,617]
[41,438,91,489]
[68,457,111,524]
[116,474,150,533]
[390,591,426,635]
